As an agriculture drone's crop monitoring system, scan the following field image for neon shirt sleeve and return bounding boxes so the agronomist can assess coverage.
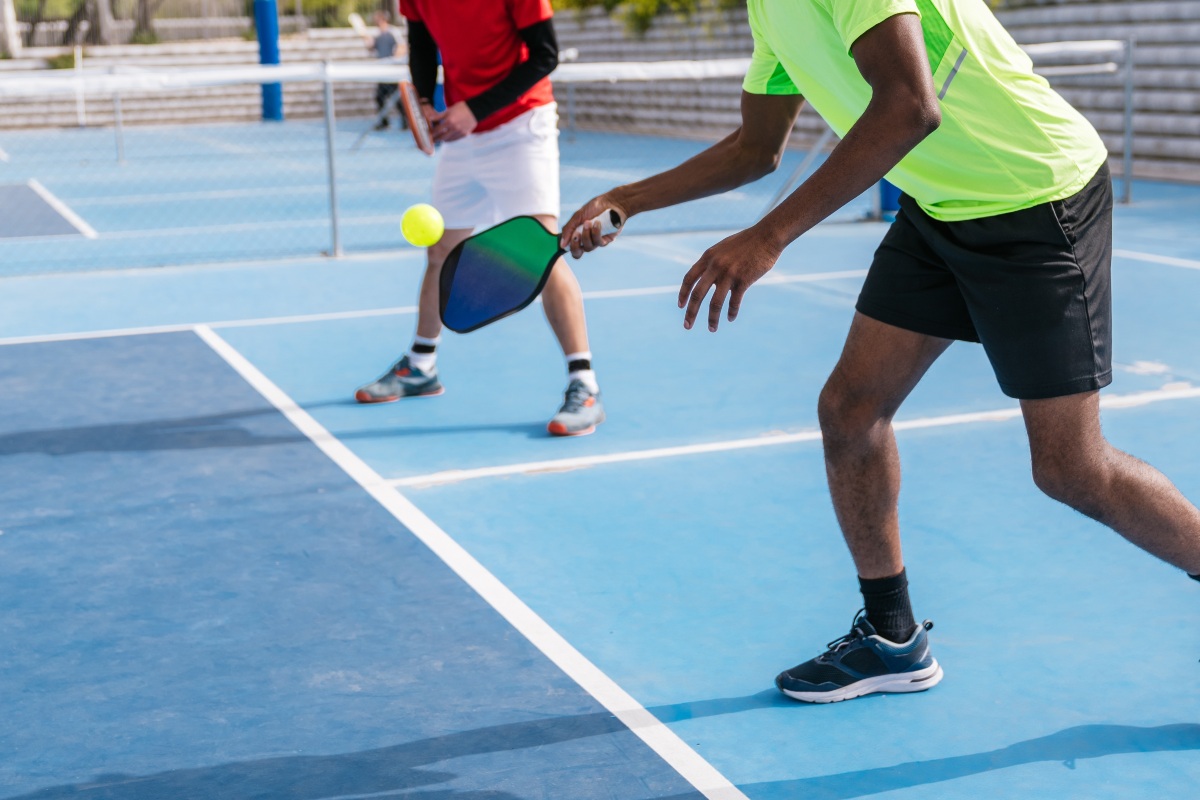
[823,0,920,54]
[510,0,553,30]
[742,19,800,96]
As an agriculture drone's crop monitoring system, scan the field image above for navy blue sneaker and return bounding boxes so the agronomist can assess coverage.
[775,611,942,703]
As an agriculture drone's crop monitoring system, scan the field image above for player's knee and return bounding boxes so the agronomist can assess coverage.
[427,240,454,266]
[1030,451,1107,510]
[818,378,881,445]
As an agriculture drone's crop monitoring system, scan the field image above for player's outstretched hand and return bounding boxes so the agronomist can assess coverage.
[561,194,628,258]
[431,102,477,143]
[678,227,782,332]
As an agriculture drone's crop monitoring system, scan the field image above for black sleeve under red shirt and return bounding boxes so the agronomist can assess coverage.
[405,19,558,123]
[465,20,558,124]
[406,20,438,103]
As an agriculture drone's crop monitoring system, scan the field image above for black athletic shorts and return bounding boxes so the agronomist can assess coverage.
[856,164,1113,400]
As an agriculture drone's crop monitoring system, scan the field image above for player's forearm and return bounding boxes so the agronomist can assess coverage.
[612,131,780,218]
[756,95,939,250]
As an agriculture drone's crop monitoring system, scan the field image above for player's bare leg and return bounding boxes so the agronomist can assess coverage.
[534,214,590,354]
[354,227,472,403]
[818,313,952,579]
[775,312,951,702]
[414,227,473,340]
[1023,392,1200,573]
[534,213,603,436]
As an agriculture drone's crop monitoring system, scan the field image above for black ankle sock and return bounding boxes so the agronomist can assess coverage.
[859,569,917,643]
[567,358,592,373]
[411,342,437,355]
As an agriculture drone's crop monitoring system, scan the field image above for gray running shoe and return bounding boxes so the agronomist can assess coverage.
[354,355,444,403]
[547,378,605,437]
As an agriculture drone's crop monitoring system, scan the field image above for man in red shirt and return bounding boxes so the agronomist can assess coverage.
[355,0,605,437]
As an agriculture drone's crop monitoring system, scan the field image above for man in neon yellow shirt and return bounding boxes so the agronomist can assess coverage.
[564,0,1200,703]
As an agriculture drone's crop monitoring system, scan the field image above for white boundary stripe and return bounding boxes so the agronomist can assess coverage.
[392,384,1200,488]
[0,145,9,162]
[0,305,421,347]
[26,179,98,239]
[193,324,748,800]
[1115,249,1200,271]
[0,270,865,348]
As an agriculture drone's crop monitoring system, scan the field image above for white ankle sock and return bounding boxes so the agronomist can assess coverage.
[565,350,599,393]
[408,334,440,373]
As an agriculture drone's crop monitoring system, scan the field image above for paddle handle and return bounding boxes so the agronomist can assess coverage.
[586,208,624,237]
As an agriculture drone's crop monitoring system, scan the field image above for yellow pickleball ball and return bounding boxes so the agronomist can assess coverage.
[401,204,444,247]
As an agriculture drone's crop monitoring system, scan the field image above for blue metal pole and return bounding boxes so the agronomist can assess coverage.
[878,179,901,221]
[254,0,283,121]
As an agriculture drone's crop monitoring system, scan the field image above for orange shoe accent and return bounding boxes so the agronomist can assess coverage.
[547,421,596,437]
[355,390,399,404]
[395,367,412,377]
[583,397,596,407]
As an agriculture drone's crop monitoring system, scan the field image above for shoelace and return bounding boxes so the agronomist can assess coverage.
[560,383,592,413]
[816,609,870,663]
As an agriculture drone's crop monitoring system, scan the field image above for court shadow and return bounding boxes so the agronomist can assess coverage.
[649,688,796,722]
[0,693,797,800]
[339,420,551,440]
[5,712,634,800]
[0,409,302,456]
[657,722,1200,800]
[0,405,546,456]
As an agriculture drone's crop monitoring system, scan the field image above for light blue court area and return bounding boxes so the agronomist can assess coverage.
[0,121,868,276]
[1,176,1199,799]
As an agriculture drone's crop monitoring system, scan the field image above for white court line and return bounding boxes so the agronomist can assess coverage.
[26,179,98,239]
[0,270,864,348]
[194,324,749,800]
[72,180,432,206]
[0,305,420,347]
[1116,249,1200,271]
[392,384,1200,488]
[93,213,403,240]
[0,145,9,162]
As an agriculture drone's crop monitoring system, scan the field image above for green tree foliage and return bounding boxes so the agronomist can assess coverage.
[553,0,741,35]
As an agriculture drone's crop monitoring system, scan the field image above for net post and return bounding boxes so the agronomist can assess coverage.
[322,61,343,258]
[254,0,284,121]
[1121,36,1135,204]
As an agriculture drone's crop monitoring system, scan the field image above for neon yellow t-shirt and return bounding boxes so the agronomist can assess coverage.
[743,0,1108,221]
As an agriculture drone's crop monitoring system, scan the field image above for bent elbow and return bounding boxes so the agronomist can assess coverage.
[758,151,783,178]
[747,148,782,180]
[920,101,942,137]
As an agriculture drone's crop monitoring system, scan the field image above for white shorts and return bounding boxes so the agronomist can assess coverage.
[432,102,561,230]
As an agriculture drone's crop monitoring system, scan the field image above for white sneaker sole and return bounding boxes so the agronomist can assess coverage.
[780,660,943,704]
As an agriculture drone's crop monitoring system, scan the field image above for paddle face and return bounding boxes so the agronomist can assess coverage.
[439,216,563,333]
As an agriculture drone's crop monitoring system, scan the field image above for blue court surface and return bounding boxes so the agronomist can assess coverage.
[1,122,1199,800]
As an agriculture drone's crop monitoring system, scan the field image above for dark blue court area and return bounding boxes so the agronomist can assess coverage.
[0,334,703,800]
